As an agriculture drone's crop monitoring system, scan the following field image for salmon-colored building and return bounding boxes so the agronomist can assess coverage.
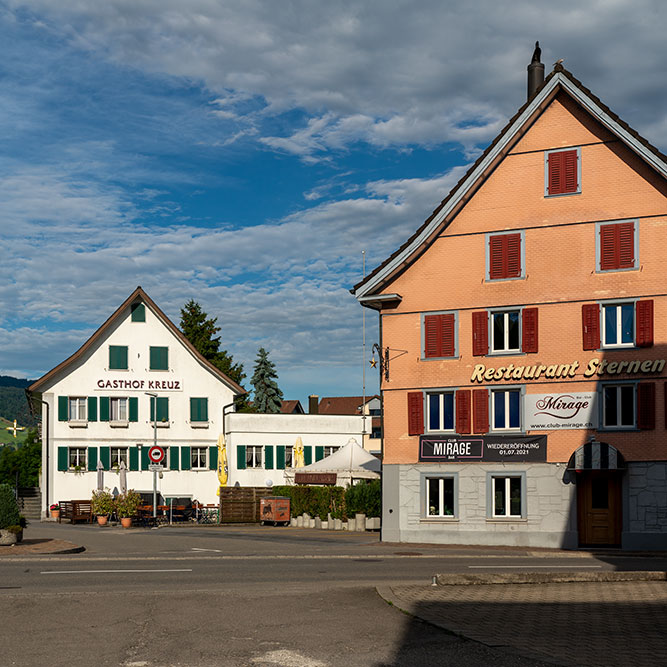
[353,52,667,549]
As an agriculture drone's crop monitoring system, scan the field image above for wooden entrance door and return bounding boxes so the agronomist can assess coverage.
[577,472,622,546]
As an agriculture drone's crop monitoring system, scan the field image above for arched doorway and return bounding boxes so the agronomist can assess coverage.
[568,440,625,547]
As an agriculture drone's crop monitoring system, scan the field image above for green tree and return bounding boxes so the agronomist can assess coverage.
[179,300,248,407]
[0,428,41,487]
[250,347,283,413]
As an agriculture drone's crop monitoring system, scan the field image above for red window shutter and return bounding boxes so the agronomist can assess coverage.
[548,149,578,195]
[637,382,655,430]
[521,307,539,353]
[505,233,522,278]
[636,300,654,348]
[548,151,564,195]
[582,304,600,350]
[562,150,578,193]
[472,311,488,356]
[456,390,471,434]
[424,314,455,358]
[617,222,635,269]
[472,389,489,434]
[599,224,617,270]
[424,315,440,358]
[407,392,424,436]
[488,235,505,280]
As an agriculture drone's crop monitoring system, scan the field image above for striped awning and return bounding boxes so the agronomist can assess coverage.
[567,440,626,471]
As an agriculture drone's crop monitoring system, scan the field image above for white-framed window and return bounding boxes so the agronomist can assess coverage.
[424,475,456,518]
[191,446,208,470]
[110,447,129,468]
[323,446,340,457]
[68,397,87,422]
[602,303,634,348]
[246,446,263,469]
[490,474,524,518]
[426,392,455,432]
[491,310,520,353]
[69,447,87,470]
[491,389,521,431]
[284,446,294,468]
[110,397,128,422]
[602,384,635,429]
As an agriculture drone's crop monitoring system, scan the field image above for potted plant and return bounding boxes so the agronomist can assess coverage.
[50,503,60,519]
[0,483,22,546]
[91,489,114,526]
[115,490,141,528]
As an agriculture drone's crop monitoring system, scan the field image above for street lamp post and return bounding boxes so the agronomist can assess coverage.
[145,392,159,518]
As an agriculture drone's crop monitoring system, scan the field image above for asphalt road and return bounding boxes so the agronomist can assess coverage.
[1,523,665,666]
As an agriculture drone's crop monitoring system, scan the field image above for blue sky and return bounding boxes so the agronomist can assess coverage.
[2,1,666,408]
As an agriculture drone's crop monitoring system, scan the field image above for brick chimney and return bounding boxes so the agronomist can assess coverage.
[308,395,319,414]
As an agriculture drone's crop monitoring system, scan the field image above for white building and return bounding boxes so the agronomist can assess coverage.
[29,287,244,514]
[28,287,367,516]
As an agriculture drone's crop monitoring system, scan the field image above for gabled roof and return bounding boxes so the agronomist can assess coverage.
[280,399,305,414]
[353,65,667,302]
[28,286,245,395]
[318,395,380,415]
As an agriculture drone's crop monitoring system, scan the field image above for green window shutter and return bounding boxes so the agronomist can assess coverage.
[129,397,138,422]
[141,447,150,471]
[181,447,191,470]
[87,397,97,422]
[170,447,180,471]
[151,397,169,422]
[276,446,285,470]
[209,446,218,470]
[190,398,208,422]
[58,396,68,421]
[88,446,98,472]
[100,446,110,470]
[131,303,145,322]
[265,446,274,470]
[109,345,128,370]
[150,346,169,370]
[57,447,68,471]
[201,399,208,422]
[129,447,139,471]
[315,446,324,461]
[237,445,246,470]
[304,446,312,466]
[99,397,110,422]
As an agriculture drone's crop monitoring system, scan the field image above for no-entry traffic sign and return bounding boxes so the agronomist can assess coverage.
[148,445,165,463]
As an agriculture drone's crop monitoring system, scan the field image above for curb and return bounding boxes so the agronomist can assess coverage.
[434,570,667,585]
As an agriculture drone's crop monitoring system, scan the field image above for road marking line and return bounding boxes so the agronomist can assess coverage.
[40,568,193,574]
[191,547,222,552]
[467,565,603,569]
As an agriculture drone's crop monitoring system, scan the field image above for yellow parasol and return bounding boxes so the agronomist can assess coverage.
[216,433,228,495]
[294,436,305,468]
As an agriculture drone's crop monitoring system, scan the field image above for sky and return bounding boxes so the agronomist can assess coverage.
[1,1,666,408]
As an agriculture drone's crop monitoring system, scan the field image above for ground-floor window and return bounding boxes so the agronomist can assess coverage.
[246,445,263,468]
[69,447,87,470]
[323,446,340,457]
[490,475,524,518]
[191,446,207,470]
[284,446,293,468]
[602,384,635,428]
[424,476,456,517]
[110,447,128,468]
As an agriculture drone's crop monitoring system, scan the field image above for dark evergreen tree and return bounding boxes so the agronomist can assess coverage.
[179,300,247,406]
[250,347,283,413]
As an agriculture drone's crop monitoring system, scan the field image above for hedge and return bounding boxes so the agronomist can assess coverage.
[0,483,20,530]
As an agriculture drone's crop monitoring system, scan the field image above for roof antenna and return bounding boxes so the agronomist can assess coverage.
[527,41,545,100]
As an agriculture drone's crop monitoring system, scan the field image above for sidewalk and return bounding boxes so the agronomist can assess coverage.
[378,577,667,667]
[0,537,84,556]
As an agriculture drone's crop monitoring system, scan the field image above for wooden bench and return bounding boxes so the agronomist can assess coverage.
[58,500,93,524]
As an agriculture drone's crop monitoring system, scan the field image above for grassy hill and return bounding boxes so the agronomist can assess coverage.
[0,416,31,447]
[0,377,38,433]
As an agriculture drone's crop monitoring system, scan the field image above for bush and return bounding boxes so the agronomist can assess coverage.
[0,483,21,529]
[91,489,115,516]
[115,490,142,518]
[345,479,381,518]
[272,485,347,520]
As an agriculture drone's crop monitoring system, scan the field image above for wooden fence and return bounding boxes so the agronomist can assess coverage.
[218,487,272,523]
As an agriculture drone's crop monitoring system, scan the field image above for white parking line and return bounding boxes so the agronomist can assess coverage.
[467,565,602,569]
[41,569,193,574]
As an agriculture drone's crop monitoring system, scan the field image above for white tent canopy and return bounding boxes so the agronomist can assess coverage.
[285,438,380,485]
